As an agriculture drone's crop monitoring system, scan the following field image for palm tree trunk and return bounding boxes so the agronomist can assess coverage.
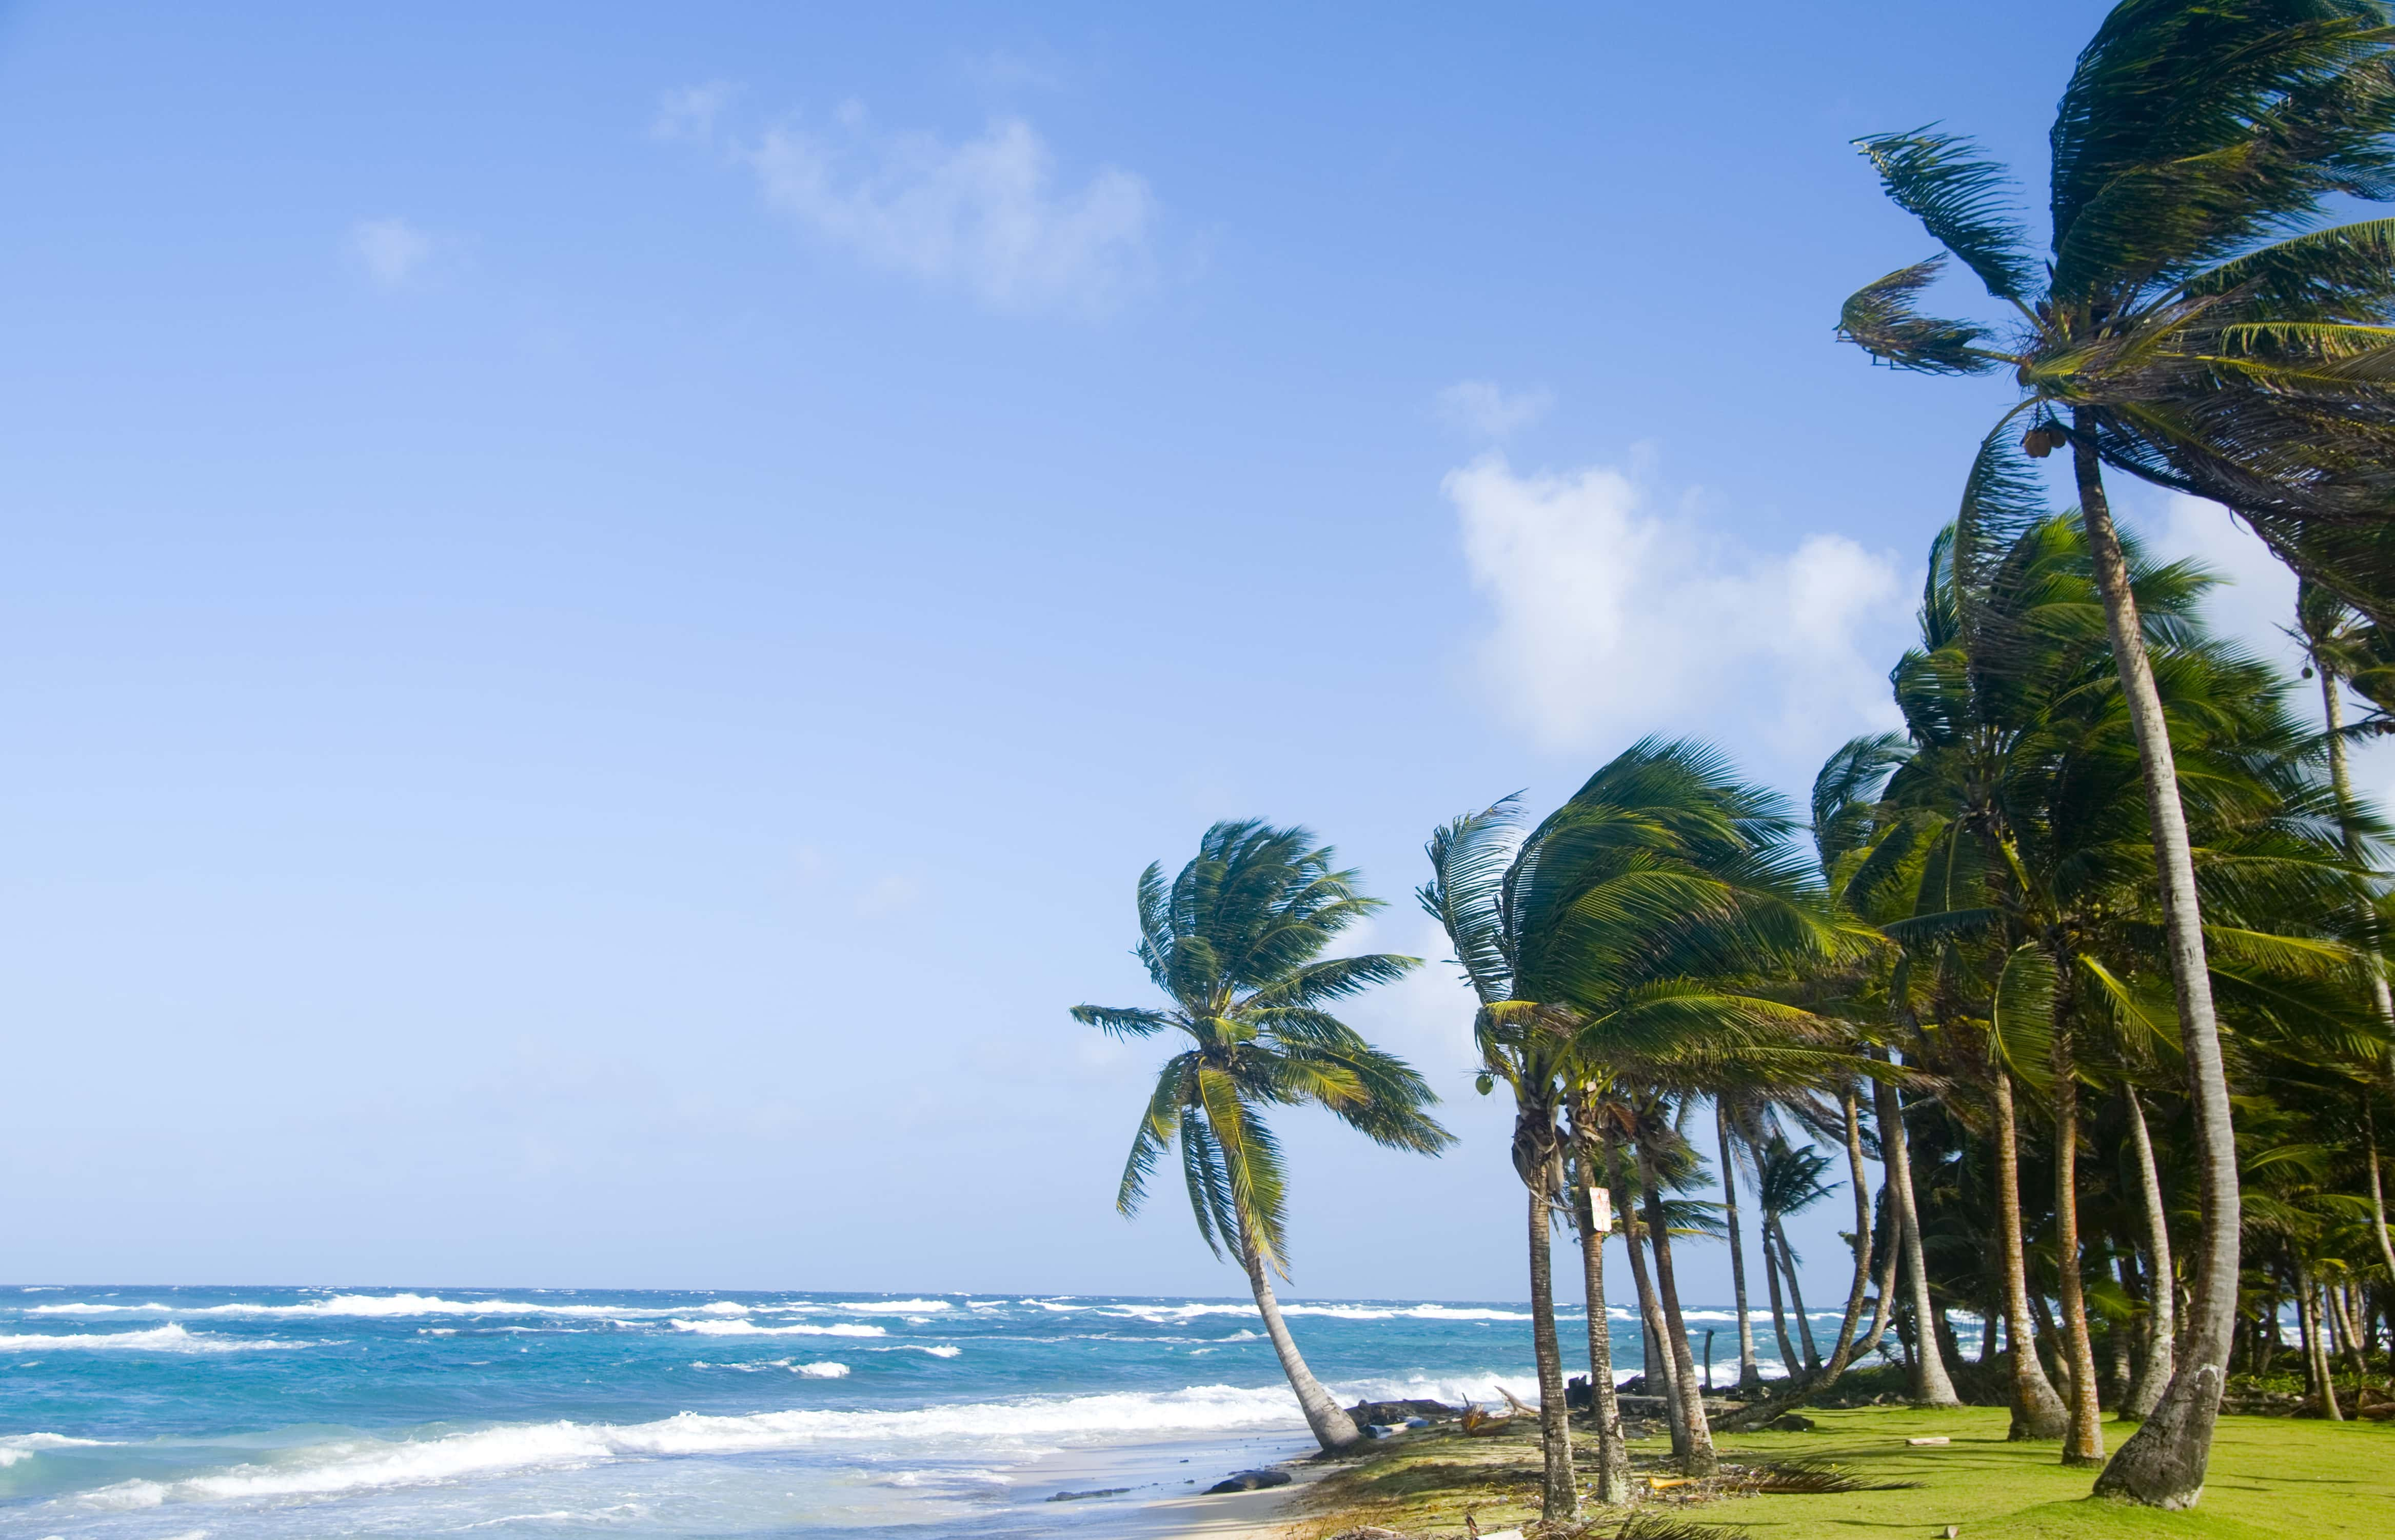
[1716,1103,1765,1391]
[2076,432,2238,1508]
[1814,1089,1878,1382]
[1639,1140,1719,1476]
[2327,1279,2368,1384]
[2122,1089,2176,1421]
[1761,1207,1798,1376]
[1613,1159,1688,1461]
[1572,1133,1631,1504]
[2051,1011,2106,1467]
[1239,1231,1359,1451]
[2296,1259,2342,1422]
[2324,671,2395,1299]
[2369,1108,2395,1310]
[1773,1217,1822,1369]
[1525,1162,1579,1520]
[1871,1062,1962,1406]
[1862,1179,1903,1362]
[1992,1068,2070,1438]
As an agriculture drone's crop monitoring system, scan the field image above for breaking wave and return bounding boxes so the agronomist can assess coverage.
[0,1325,312,1354]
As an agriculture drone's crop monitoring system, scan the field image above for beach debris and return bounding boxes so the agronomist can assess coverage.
[1345,1397,1462,1426]
[1043,1487,1130,1502]
[1496,1385,1539,1419]
[1458,1406,1512,1436]
[1205,1467,1293,1494]
[1944,1527,1961,1538]
[1362,1423,1408,1439]
[1905,1436,1950,1446]
[1322,1529,1411,1540]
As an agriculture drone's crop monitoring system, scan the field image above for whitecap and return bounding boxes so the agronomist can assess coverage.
[669,1319,885,1338]
[0,1325,310,1354]
[0,1431,116,1466]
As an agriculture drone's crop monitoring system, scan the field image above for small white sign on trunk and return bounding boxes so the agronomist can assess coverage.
[1588,1185,1611,1234]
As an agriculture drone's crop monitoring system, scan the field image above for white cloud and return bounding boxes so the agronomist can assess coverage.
[1447,454,1909,763]
[1436,381,1552,441]
[652,81,740,145]
[743,112,1156,314]
[348,218,436,288]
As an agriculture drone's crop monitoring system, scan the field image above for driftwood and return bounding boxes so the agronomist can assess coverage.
[1458,1406,1513,1436]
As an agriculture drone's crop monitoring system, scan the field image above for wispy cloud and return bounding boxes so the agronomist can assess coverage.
[655,84,1158,316]
[746,109,1156,314]
[1447,454,1908,763]
[348,217,438,288]
[1436,381,1553,441]
[652,81,741,145]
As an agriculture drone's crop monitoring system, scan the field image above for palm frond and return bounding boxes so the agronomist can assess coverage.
[1854,126,2039,299]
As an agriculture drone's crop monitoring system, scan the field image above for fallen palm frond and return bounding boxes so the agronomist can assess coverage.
[1738,1460,1922,1494]
[1612,1514,1752,1540]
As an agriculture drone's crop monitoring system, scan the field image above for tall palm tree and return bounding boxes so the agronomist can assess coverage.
[1425,739,1851,1482]
[1861,490,2367,1463]
[1835,2,2395,1504]
[1076,820,1453,1453]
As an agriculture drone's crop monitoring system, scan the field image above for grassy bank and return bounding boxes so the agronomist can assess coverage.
[1270,1405,2395,1539]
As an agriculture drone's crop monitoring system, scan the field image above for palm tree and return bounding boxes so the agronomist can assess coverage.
[1835,3,2395,1504]
[1857,486,2368,1463]
[1714,1102,1768,1391]
[1425,739,1851,1482]
[1756,1135,1838,1375]
[1075,820,1453,1453]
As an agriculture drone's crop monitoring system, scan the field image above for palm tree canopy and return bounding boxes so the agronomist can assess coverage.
[1423,742,1864,1109]
[1075,820,1452,1274]
[1838,0,2395,621]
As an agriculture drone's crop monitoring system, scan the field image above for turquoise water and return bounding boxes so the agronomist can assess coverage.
[0,1286,1840,1539]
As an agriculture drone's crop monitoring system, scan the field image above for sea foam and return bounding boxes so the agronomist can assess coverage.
[0,1324,310,1354]
[669,1319,885,1337]
[71,1382,1321,1510]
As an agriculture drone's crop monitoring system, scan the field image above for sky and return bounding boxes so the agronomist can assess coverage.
[4,1,2385,1305]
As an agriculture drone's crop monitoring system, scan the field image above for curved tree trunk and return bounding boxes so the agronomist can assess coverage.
[2123,1090,2176,1421]
[1639,1140,1719,1475]
[1572,1132,1631,1504]
[2368,1110,2395,1312]
[1525,1162,1579,1521]
[2077,435,2238,1510]
[2323,669,2395,1299]
[1239,1232,1359,1451]
[1716,1103,1766,1391]
[1761,1205,1799,1376]
[1613,1159,1688,1461]
[1816,1089,1878,1381]
[1773,1217,1822,1370]
[1871,1062,1962,1406]
[1992,1068,2070,1438]
[2050,1013,2107,1466]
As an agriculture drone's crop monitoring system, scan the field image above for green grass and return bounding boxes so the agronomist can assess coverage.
[1284,1406,2395,1539]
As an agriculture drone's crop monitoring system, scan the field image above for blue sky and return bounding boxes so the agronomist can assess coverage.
[2,2,2370,1302]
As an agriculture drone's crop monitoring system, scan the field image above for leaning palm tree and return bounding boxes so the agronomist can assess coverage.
[1836,2,2395,1503]
[1424,739,1853,1483]
[1756,1135,1838,1375]
[1076,820,1453,1453]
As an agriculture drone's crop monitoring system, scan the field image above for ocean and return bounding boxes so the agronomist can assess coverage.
[0,1285,1860,1539]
